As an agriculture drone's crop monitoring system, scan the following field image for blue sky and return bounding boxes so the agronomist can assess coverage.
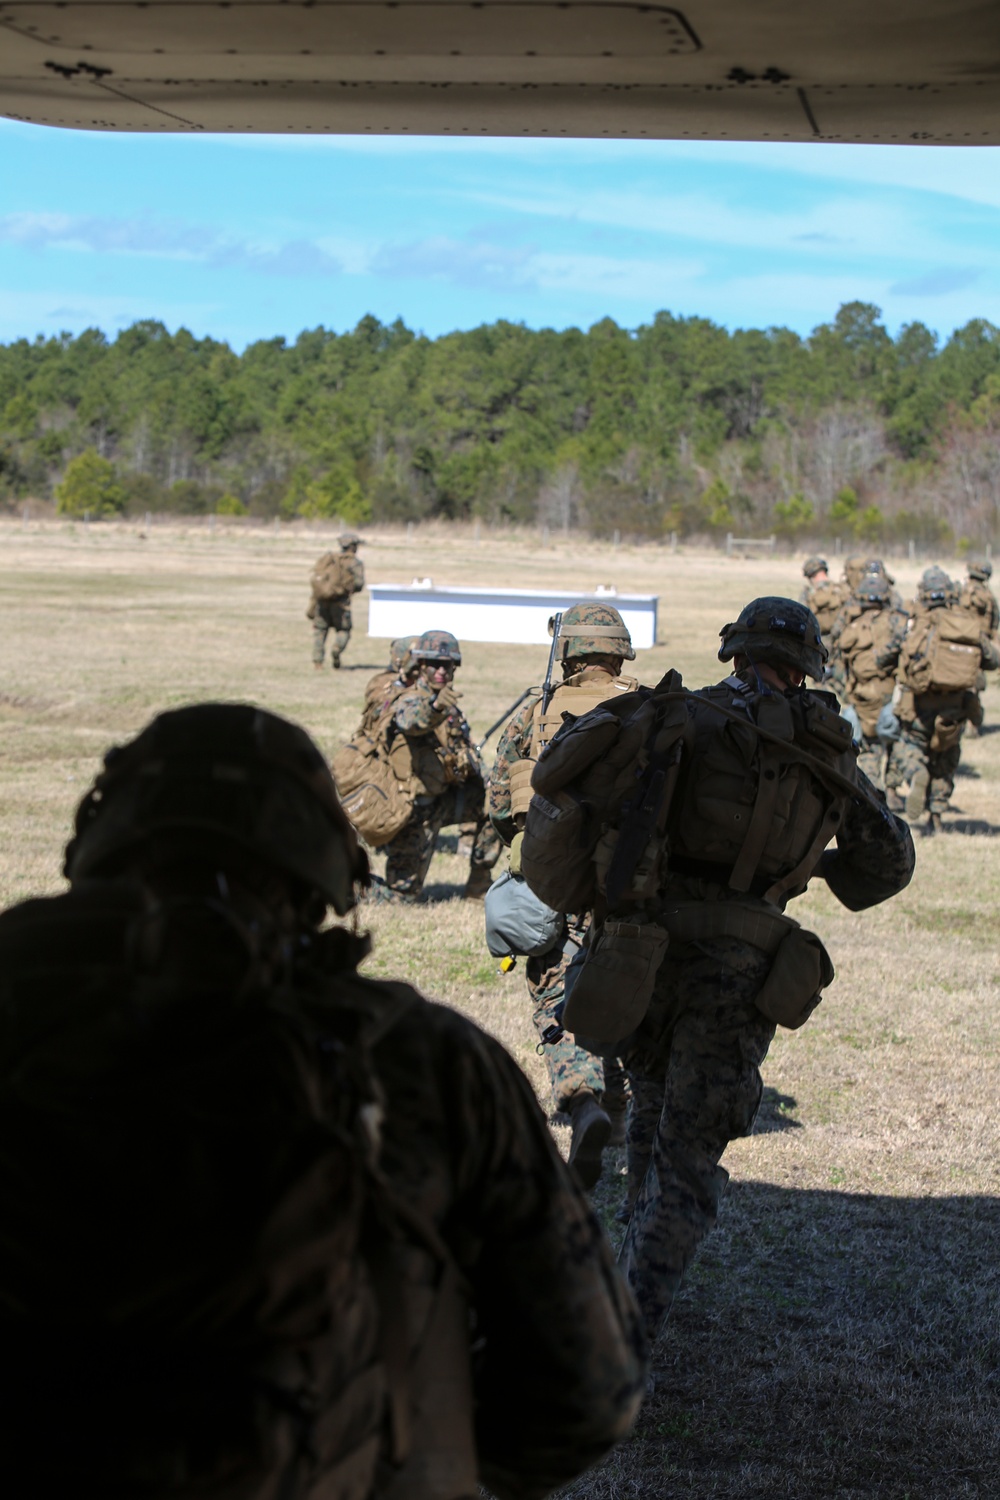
[1,120,998,349]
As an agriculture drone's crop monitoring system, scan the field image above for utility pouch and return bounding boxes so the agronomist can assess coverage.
[754,925,834,1030]
[520,790,596,913]
[509,758,537,819]
[800,698,855,755]
[562,918,669,1051]
[930,714,962,752]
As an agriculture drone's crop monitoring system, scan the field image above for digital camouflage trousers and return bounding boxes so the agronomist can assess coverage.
[384,777,502,897]
[527,912,627,1116]
[311,600,353,664]
[618,934,776,1344]
[883,711,963,816]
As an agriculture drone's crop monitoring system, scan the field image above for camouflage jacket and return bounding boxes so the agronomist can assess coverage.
[0,882,646,1500]
[389,678,482,787]
[488,665,633,847]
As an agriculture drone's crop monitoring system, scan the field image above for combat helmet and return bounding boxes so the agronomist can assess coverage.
[802,556,828,579]
[410,629,462,665]
[389,635,418,673]
[967,555,993,582]
[718,597,828,681]
[339,530,362,550]
[856,575,891,609]
[552,601,636,662]
[917,566,957,609]
[65,703,368,914]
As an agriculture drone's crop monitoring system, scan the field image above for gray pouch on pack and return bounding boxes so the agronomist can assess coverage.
[484,870,566,958]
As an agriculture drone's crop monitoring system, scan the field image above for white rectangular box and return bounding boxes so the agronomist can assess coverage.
[367,584,658,650]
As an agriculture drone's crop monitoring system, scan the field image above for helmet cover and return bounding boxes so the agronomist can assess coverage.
[802,556,828,579]
[918,566,957,608]
[64,703,368,914]
[551,601,635,662]
[410,629,462,665]
[718,596,828,681]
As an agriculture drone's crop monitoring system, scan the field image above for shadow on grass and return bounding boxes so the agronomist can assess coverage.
[753,1087,803,1133]
[945,818,1000,836]
[567,1183,1000,1498]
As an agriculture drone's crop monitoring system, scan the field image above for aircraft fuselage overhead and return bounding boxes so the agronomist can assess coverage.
[1,1,998,140]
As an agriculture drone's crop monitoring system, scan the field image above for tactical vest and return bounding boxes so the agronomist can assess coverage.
[899,606,983,696]
[805,580,849,636]
[509,671,639,820]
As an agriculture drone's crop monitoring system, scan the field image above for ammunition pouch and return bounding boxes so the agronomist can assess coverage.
[929,713,963,753]
[562,918,670,1052]
[754,924,835,1030]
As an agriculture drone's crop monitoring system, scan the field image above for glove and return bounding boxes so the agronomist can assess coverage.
[434,685,461,714]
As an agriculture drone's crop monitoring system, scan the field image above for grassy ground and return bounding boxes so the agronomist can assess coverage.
[2,517,998,1497]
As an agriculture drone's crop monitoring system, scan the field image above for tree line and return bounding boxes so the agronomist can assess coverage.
[1,302,998,548]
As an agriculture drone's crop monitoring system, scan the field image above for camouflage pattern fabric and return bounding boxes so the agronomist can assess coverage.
[884,707,963,816]
[962,577,1000,636]
[312,598,354,664]
[527,911,627,1115]
[609,669,914,1344]
[333,964,648,1497]
[618,929,776,1341]
[0,880,647,1499]
[384,779,501,897]
[489,665,627,1111]
[489,664,620,846]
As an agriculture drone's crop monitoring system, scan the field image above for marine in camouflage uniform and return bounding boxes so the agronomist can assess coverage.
[837,575,908,786]
[825,557,906,700]
[799,556,847,656]
[359,636,417,735]
[379,630,501,902]
[0,703,646,1498]
[603,600,915,1343]
[489,602,638,1187]
[308,531,365,669]
[961,557,999,736]
[884,567,1000,831]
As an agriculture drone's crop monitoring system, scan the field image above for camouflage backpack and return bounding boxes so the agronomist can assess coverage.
[806,579,849,636]
[311,552,356,602]
[0,882,428,1499]
[900,605,983,695]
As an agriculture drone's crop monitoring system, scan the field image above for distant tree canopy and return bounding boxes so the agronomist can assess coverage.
[2,303,998,547]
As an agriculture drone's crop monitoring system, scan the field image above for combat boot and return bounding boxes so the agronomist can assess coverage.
[463,863,493,900]
[929,811,944,835]
[605,1093,628,1148]
[330,650,341,670]
[885,788,905,814]
[904,767,930,821]
[567,1089,611,1191]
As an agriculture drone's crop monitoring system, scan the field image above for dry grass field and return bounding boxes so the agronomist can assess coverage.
[2,517,998,1498]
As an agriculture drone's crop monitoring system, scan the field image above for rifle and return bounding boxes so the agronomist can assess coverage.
[474,612,563,752]
[475,687,537,753]
[541,611,563,714]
